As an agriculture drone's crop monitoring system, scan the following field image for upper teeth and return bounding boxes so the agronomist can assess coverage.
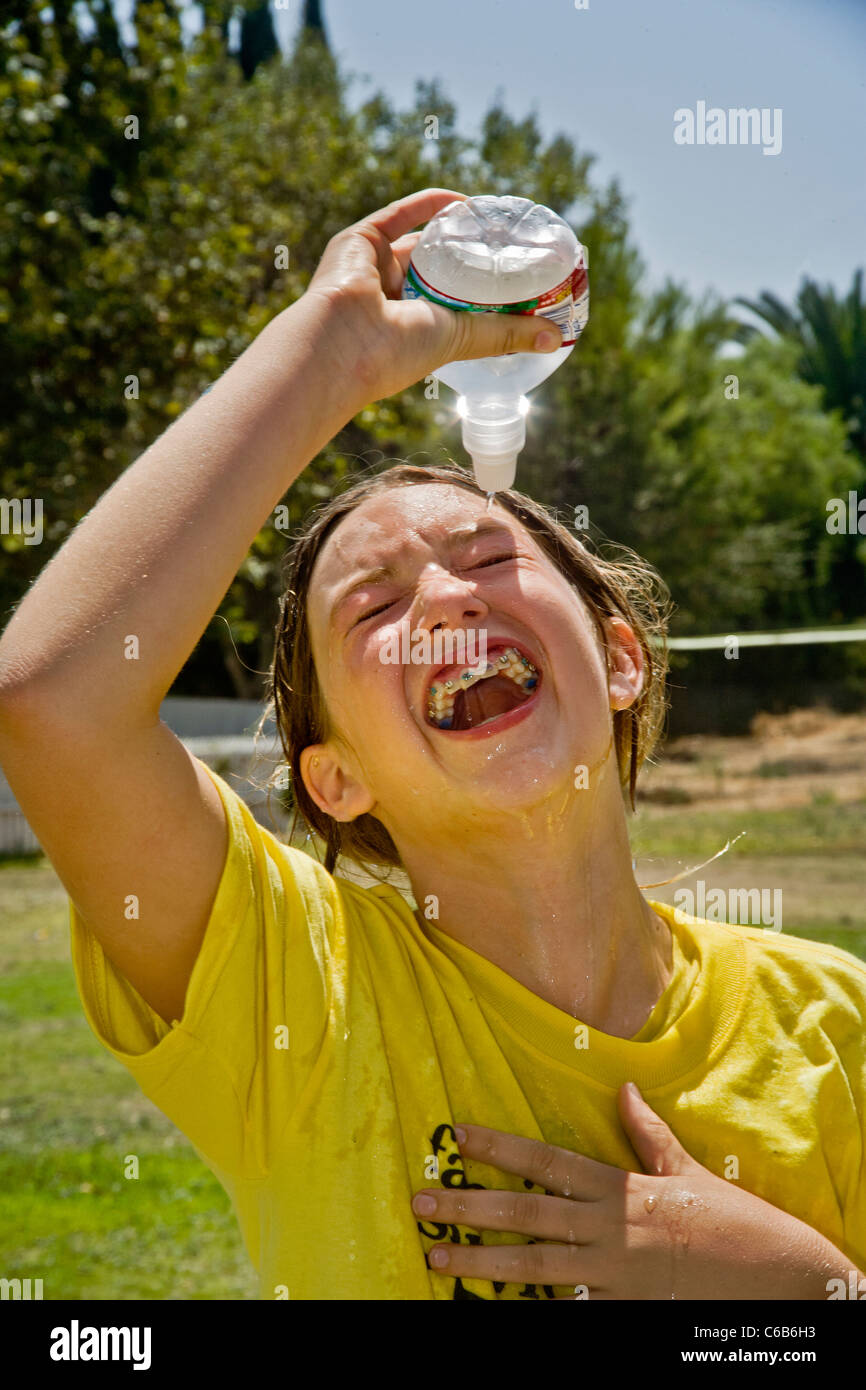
[426,647,538,727]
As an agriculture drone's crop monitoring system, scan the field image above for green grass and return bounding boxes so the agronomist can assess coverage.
[630,801,866,963]
[629,796,866,859]
[793,925,866,958]
[0,1149,255,1300]
[2,797,864,1299]
[0,864,257,1299]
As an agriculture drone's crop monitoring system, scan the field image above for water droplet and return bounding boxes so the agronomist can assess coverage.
[644,1194,657,1213]
[486,491,495,512]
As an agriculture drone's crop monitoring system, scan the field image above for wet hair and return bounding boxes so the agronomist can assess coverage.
[258,462,672,876]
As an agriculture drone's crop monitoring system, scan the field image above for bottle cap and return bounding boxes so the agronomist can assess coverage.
[460,400,525,493]
[469,453,518,493]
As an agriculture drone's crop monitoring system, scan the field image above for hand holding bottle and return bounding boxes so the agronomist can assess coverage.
[303,188,560,414]
[401,193,589,492]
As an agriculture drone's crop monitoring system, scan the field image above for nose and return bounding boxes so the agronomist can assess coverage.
[411,567,489,634]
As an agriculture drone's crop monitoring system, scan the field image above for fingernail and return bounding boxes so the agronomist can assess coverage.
[626,1081,642,1100]
[455,1125,467,1145]
[534,330,559,352]
[429,1247,450,1268]
[413,1193,437,1216]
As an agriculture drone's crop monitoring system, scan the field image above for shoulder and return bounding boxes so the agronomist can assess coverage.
[720,918,865,998]
[657,899,866,1035]
[200,758,415,944]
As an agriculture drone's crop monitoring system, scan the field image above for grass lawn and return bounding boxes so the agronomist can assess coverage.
[0,857,258,1300]
[631,798,866,960]
[1,798,864,1300]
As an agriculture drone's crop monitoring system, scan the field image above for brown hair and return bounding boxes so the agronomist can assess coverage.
[259,462,672,876]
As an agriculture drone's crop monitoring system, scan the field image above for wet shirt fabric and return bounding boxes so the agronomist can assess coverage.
[69,761,866,1300]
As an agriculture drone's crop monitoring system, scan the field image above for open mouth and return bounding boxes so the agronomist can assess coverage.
[424,644,541,732]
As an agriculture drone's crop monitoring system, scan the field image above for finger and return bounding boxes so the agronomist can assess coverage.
[390,231,421,277]
[412,1187,602,1243]
[379,231,422,300]
[353,190,466,298]
[616,1082,693,1177]
[455,1124,616,1201]
[316,192,465,298]
[440,305,562,365]
[427,1238,599,1290]
[361,187,467,244]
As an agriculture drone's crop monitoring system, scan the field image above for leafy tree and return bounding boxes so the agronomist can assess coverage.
[0,1,855,705]
[734,272,866,621]
[633,334,854,631]
[1,0,198,579]
[736,271,866,462]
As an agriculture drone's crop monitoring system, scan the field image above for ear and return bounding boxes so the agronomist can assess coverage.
[605,616,644,711]
[300,745,376,823]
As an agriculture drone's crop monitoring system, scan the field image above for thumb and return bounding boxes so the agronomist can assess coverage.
[617,1082,696,1177]
[440,306,561,366]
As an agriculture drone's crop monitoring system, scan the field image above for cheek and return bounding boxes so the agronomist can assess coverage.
[325,647,410,743]
[582,643,612,705]
[532,592,608,693]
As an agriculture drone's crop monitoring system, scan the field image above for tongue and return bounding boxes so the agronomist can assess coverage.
[451,673,531,731]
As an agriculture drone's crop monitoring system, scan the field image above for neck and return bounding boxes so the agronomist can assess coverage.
[399,753,672,1039]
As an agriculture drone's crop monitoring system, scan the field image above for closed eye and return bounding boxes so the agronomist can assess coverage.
[352,554,514,625]
[354,599,396,627]
[469,553,516,569]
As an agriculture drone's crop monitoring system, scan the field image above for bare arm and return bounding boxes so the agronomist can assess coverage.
[0,187,556,1025]
[0,294,357,725]
[0,293,360,1024]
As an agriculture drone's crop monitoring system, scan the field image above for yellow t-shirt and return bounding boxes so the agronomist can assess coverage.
[69,760,866,1300]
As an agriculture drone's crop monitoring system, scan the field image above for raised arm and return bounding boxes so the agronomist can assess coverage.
[0,188,557,1024]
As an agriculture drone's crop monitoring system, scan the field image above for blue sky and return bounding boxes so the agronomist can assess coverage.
[271,0,865,308]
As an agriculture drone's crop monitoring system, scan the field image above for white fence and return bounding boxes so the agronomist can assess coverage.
[0,805,41,855]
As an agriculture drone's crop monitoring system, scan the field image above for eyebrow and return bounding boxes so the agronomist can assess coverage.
[330,521,517,629]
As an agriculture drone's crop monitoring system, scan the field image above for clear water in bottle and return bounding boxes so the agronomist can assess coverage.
[402,195,589,492]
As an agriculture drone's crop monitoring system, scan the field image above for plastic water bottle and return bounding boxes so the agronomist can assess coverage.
[402,195,589,492]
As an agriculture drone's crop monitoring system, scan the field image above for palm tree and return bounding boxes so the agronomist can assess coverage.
[735,270,866,460]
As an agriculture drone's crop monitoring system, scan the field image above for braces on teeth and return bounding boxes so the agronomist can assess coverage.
[426,647,538,728]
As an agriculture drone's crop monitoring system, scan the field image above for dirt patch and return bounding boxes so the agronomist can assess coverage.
[640,707,866,813]
[638,853,866,936]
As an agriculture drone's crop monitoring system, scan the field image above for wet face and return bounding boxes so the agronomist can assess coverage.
[301,484,642,847]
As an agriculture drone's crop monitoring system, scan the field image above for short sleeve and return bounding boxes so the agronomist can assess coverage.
[69,758,344,1179]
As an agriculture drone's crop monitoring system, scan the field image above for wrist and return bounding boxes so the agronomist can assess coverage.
[776,1221,862,1301]
[701,1181,860,1300]
[270,289,373,425]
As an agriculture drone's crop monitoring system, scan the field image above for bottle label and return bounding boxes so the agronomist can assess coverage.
[403,255,589,347]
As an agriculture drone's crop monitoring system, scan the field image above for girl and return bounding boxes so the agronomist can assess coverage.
[0,189,863,1301]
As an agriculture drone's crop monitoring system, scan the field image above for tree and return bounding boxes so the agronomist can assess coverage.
[0,6,593,695]
[735,271,866,462]
[239,3,278,81]
[733,272,866,627]
[1,2,855,703]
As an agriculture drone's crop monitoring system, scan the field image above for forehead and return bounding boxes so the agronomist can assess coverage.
[309,483,533,612]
